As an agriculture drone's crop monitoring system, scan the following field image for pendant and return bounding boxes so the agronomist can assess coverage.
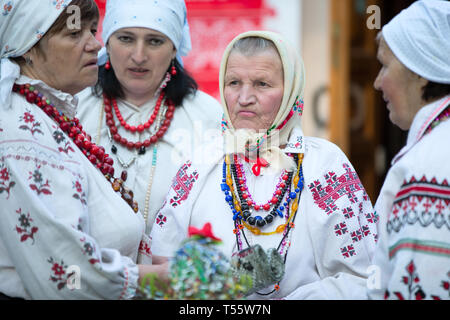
[138,146,146,155]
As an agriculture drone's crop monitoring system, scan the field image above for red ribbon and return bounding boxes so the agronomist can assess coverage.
[188,223,221,242]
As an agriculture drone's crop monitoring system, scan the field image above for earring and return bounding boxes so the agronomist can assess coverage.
[25,56,33,66]
[170,60,177,76]
[105,59,111,70]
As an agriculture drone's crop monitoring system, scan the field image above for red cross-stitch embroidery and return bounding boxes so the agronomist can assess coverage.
[340,244,356,258]
[308,163,364,215]
[156,213,167,227]
[169,161,199,208]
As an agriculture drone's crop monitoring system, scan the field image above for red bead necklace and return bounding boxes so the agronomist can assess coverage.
[13,83,139,213]
[103,92,175,152]
[233,154,288,211]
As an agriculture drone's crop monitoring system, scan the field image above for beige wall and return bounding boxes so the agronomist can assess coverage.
[301,0,330,139]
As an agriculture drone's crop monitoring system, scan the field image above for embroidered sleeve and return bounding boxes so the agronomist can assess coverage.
[0,108,138,299]
[150,160,200,257]
[285,149,377,299]
[381,175,450,300]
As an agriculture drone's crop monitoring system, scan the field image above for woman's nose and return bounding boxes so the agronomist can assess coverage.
[131,42,147,65]
[238,85,256,106]
[86,34,102,53]
[373,72,382,91]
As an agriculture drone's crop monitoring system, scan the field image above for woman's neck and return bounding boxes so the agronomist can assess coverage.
[123,90,157,107]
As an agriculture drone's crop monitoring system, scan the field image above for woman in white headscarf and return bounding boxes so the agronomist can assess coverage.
[76,0,222,233]
[150,31,378,299]
[0,0,164,300]
[368,0,450,300]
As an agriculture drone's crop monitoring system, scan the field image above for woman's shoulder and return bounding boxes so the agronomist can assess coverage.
[304,136,347,159]
[182,90,223,119]
[75,87,102,118]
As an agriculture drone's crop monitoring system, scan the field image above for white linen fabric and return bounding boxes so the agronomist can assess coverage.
[382,0,450,84]
[98,0,191,65]
[368,95,450,300]
[150,130,378,299]
[76,88,223,234]
[0,75,148,299]
[0,0,72,109]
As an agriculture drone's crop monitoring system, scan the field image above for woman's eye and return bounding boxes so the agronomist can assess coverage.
[118,36,133,43]
[257,81,268,87]
[227,80,239,86]
[148,38,164,46]
[69,30,82,37]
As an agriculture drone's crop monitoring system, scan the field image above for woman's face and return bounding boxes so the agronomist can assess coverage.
[107,27,176,104]
[26,19,101,95]
[224,48,284,131]
[374,37,427,130]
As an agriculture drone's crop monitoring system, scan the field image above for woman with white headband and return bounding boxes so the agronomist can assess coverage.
[76,0,222,233]
[369,0,450,300]
[0,0,166,300]
[150,31,378,299]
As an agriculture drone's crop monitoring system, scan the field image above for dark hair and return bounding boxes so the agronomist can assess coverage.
[12,0,99,65]
[46,0,100,37]
[94,58,198,107]
[422,81,450,102]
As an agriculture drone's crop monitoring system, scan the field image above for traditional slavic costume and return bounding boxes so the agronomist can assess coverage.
[76,0,222,233]
[150,31,378,299]
[368,0,450,300]
[0,0,148,299]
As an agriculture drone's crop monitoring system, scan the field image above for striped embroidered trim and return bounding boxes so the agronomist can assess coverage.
[389,238,450,259]
[394,177,450,204]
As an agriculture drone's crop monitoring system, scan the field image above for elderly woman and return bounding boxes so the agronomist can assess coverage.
[0,0,165,300]
[76,0,222,232]
[150,31,378,299]
[368,0,450,300]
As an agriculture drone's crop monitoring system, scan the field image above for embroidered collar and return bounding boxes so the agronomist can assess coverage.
[392,95,450,165]
[15,75,79,119]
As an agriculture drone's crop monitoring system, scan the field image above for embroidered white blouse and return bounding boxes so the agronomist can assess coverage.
[76,89,222,233]
[0,75,147,300]
[150,129,378,299]
[368,95,450,300]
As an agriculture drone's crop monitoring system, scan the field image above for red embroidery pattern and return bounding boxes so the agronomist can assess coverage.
[156,213,167,227]
[80,237,100,265]
[19,110,43,138]
[340,245,356,258]
[53,129,75,155]
[0,162,15,199]
[28,164,52,196]
[14,208,38,244]
[169,161,199,208]
[389,176,450,234]
[139,239,152,258]
[385,260,449,300]
[308,163,364,215]
[48,257,69,290]
[72,179,87,206]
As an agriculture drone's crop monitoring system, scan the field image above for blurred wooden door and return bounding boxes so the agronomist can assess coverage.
[329,0,381,201]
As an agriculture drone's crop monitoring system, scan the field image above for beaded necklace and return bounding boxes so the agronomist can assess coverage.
[13,83,139,213]
[222,153,304,294]
[103,93,175,155]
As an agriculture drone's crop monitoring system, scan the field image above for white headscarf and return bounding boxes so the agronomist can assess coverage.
[0,0,73,109]
[98,0,191,66]
[382,0,450,84]
[219,31,306,173]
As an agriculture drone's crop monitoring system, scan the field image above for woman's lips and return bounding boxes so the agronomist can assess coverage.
[128,68,149,76]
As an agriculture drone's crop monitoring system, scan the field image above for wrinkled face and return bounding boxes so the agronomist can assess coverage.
[27,19,101,95]
[224,49,284,131]
[107,27,176,103]
[374,37,427,130]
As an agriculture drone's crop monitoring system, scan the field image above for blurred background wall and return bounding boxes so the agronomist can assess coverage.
[94,0,417,202]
